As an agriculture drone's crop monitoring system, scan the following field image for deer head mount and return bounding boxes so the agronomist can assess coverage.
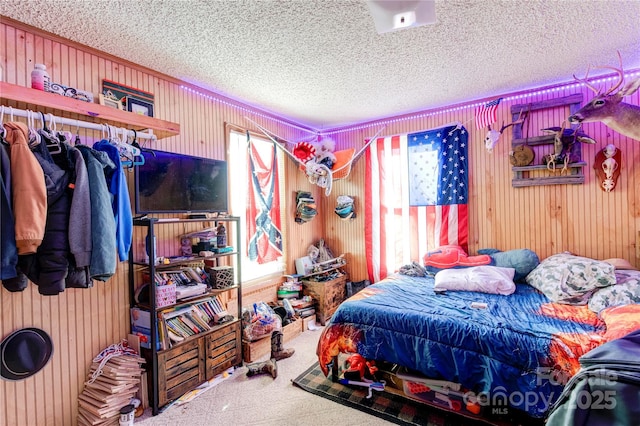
[568,52,640,141]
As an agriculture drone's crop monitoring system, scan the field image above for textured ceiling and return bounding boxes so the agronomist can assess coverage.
[1,0,640,130]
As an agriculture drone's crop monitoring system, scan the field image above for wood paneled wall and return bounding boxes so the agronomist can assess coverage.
[0,18,318,426]
[324,84,640,282]
[1,16,639,426]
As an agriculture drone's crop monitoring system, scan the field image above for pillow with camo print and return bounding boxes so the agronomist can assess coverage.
[588,270,640,312]
[525,253,616,305]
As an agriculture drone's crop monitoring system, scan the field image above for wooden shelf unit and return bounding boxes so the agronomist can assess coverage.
[509,94,586,187]
[130,216,242,415]
[0,82,180,139]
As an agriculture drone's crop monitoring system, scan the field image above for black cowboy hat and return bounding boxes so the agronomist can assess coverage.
[1,328,53,381]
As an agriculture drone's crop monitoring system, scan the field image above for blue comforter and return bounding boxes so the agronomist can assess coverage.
[317,274,606,417]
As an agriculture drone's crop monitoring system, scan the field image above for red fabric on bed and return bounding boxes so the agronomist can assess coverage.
[423,245,491,269]
[600,304,640,342]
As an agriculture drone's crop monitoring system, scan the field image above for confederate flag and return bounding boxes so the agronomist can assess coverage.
[247,134,283,264]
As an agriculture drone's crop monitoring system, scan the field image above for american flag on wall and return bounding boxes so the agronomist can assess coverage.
[247,135,283,264]
[365,125,469,283]
[474,97,502,130]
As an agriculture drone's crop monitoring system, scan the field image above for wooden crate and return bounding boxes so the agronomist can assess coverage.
[302,274,347,325]
[205,321,241,379]
[242,319,301,363]
[157,338,204,407]
[156,321,241,407]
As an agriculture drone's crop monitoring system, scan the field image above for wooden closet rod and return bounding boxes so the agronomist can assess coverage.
[1,105,157,140]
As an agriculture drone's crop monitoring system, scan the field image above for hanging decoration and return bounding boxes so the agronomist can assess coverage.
[245,116,385,195]
[594,144,621,192]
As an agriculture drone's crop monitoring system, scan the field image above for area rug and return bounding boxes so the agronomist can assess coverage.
[292,363,544,426]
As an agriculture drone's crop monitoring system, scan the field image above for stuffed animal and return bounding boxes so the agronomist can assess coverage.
[313,138,337,169]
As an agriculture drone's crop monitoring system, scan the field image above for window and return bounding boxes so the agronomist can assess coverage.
[228,129,285,284]
[365,125,469,282]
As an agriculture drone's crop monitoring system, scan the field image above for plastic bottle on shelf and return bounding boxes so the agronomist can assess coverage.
[31,63,51,91]
[216,223,227,248]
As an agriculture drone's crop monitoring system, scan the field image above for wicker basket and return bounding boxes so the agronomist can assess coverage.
[207,266,234,289]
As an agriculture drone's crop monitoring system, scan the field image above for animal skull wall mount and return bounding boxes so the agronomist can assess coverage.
[484,127,501,153]
[594,144,621,192]
[540,123,596,173]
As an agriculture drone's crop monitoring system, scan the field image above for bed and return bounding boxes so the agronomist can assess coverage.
[316,252,640,419]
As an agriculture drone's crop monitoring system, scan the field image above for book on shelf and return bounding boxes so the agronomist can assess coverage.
[158,295,228,349]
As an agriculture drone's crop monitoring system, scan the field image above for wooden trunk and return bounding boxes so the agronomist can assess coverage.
[302,274,348,325]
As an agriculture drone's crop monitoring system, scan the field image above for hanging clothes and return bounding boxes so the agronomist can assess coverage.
[17,129,71,295]
[56,141,92,268]
[2,122,47,255]
[0,141,19,282]
[93,139,133,262]
[76,144,117,282]
[49,138,93,288]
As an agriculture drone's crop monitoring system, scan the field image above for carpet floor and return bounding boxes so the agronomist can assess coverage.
[135,326,395,425]
[135,325,543,426]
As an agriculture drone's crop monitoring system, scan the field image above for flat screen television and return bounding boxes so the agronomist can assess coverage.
[134,149,228,215]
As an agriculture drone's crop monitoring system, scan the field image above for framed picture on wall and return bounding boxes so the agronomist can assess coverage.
[102,79,155,111]
[127,97,154,117]
[99,93,123,110]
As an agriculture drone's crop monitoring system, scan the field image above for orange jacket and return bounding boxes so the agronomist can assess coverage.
[3,122,47,254]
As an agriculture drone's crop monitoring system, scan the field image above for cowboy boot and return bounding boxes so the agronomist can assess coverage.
[246,358,278,379]
[271,330,295,361]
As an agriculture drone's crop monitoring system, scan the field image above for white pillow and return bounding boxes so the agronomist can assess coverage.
[434,266,516,295]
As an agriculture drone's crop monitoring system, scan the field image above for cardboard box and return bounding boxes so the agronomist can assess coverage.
[130,308,161,349]
[242,319,301,363]
[302,314,317,331]
[397,369,484,416]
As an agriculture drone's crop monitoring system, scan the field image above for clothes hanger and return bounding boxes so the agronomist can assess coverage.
[44,113,62,154]
[123,128,145,167]
[109,126,137,168]
[0,106,6,143]
[73,120,82,146]
[130,129,155,158]
[27,110,42,147]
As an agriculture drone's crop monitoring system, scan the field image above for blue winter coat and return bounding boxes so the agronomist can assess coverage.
[93,139,133,262]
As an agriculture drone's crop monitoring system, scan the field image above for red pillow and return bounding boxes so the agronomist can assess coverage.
[423,245,491,270]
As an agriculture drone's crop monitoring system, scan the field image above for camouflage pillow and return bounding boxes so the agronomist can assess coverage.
[525,253,616,305]
[588,270,640,313]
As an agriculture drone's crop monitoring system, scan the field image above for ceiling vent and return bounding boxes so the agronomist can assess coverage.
[367,0,436,34]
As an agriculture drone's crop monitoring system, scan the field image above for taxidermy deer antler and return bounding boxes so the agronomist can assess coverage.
[499,109,527,134]
[568,51,640,141]
[483,110,528,154]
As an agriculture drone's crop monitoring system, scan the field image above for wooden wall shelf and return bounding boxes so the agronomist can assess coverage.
[509,94,586,187]
[512,161,587,173]
[0,82,180,139]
